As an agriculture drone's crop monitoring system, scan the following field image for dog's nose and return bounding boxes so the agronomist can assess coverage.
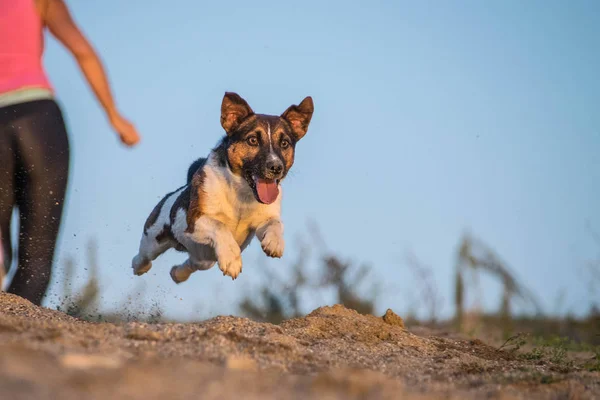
[266,158,284,176]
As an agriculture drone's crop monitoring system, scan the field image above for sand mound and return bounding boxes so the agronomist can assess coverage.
[0,292,597,399]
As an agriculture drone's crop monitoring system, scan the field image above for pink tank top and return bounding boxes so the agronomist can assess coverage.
[0,0,52,95]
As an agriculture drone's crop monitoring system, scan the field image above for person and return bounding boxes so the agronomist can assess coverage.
[0,0,140,305]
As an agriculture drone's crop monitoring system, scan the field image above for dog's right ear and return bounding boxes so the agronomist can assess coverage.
[220,92,254,135]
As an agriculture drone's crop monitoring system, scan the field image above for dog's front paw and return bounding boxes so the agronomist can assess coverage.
[261,231,285,258]
[216,239,243,280]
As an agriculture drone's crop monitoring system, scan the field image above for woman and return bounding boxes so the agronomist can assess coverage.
[0,0,140,305]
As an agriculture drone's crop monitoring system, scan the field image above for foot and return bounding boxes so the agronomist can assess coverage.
[260,230,284,258]
[170,263,194,284]
[132,255,152,276]
[216,238,243,280]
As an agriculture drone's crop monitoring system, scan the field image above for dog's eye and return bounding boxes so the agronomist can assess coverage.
[247,136,259,146]
[280,139,290,149]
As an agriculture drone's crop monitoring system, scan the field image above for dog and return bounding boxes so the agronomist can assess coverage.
[131,92,314,283]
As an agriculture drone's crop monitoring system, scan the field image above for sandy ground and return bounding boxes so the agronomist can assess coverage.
[0,292,597,400]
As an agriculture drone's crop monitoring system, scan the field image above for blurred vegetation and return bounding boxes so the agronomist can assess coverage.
[56,239,165,323]
[453,234,542,336]
[51,223,600,347]
[239,223,378,324]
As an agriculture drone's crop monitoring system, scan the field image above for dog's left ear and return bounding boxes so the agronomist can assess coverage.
[281,96,314,140]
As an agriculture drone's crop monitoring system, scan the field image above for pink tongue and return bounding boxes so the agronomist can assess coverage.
[256,179,279,204]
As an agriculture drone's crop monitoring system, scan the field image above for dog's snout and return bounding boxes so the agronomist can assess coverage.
[266,158,284,175]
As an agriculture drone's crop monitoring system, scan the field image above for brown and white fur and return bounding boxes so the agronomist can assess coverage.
[131,92,314,283]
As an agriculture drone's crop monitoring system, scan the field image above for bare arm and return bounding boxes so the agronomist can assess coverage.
[40,0,140,146]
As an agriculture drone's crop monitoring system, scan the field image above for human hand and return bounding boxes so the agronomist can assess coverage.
[110,114,141,147]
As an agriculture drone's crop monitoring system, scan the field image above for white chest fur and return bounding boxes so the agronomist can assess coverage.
[201,159,281,245]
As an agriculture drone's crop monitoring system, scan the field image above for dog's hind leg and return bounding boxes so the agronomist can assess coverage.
[169,242,216,284]
[132,229,173,276]
[170,258,215,284]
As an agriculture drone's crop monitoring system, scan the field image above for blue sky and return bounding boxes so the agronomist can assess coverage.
[29,0,600,320]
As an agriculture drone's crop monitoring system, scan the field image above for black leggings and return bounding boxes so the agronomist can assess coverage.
[0,99,70,305]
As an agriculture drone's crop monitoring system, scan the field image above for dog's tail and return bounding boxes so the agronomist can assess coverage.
[187,158,207,184]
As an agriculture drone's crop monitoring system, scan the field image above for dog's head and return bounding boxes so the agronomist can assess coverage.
[218,92,314,204]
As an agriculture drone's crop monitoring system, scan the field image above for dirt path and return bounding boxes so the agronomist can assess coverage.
[0,292,597,399]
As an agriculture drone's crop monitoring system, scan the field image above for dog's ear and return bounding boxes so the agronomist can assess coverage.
[221,92,254,134]
[281,96,314,140]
